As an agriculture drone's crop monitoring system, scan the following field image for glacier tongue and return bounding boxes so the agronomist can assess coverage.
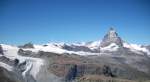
[0,44,45,81]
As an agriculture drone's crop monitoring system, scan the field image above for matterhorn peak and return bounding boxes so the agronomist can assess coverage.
[108,27,118,38]
[100,27,123,47]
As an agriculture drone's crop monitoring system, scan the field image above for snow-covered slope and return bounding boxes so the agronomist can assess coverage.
[123,43,150,55]
[24,42,100,56]
[100,43,119,51]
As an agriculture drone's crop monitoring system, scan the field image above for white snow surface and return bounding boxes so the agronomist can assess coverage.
[24,44,67,54]
[25,44,98,56]
[85,41,101,50]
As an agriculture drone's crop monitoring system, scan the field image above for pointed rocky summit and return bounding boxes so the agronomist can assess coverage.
[100,27,123,47]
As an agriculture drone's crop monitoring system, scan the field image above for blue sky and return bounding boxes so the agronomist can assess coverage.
[0,0,150,45]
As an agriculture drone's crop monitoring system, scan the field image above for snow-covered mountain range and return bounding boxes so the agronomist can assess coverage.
[2,27,148,56]
[0,28,150,82]
[16,40,149,56]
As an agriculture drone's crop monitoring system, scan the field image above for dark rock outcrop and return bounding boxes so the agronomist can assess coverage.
[102,65,115,77]
[0,45,4,55]
[14,59,19,66]
[0,67,19,82]
[65,64,77,81]
[18,49,34,56]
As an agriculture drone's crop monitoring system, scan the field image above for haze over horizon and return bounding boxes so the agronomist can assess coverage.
[0,0,150,45]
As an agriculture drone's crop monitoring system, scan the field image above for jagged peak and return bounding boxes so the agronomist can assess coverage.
[100,27,123,47]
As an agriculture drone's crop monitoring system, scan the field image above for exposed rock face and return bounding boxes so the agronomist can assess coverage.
[0,67,19,82]
[19,43,34,48]
[100,28,123,47]
[0,45,4,55]
[18,48,34,56]
[0,56,15,66]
